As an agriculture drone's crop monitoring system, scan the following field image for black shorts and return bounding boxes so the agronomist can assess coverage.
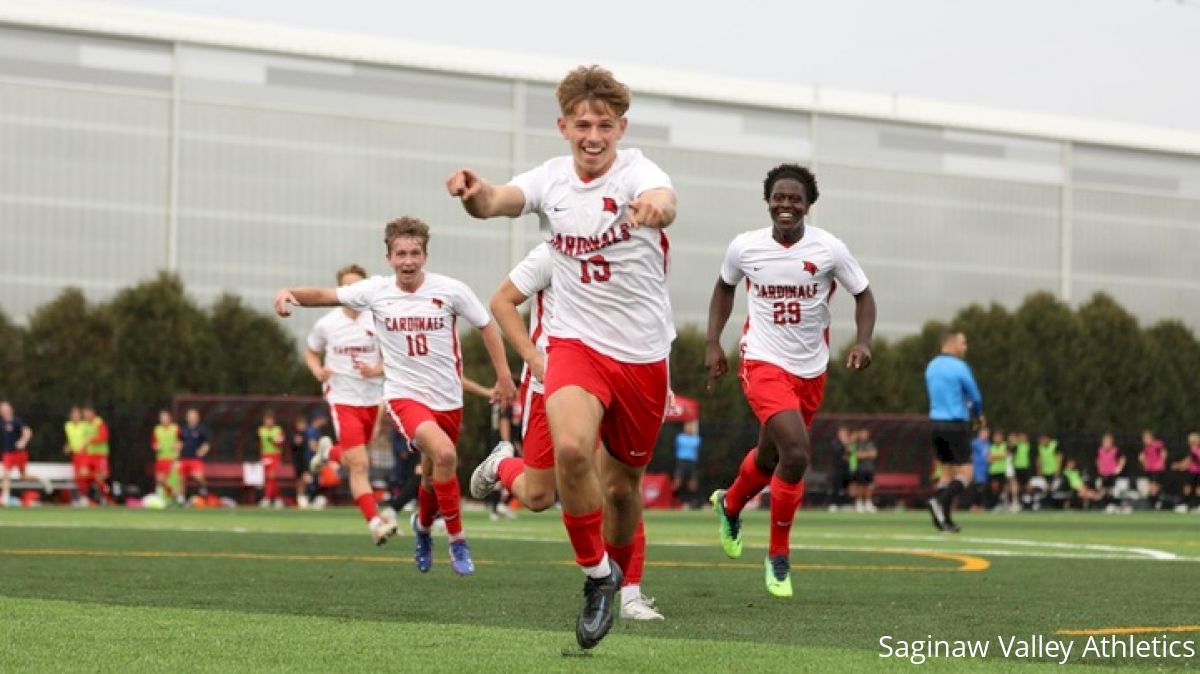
[853,470,875,485]
[931,421,972,465]
[674,460,698,482]
[1014,468,1033,485]
[1145,471,1164,486]
[1100,475,1117,489]
[291,448,312,477]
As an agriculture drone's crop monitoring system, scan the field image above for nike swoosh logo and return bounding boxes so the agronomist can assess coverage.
[752,266,762,271]
[549,206,568,213]
[630,451,647,457]
[582,597,607,631]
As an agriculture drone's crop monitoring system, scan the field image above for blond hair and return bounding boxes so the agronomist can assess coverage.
[556,65,630,117]
[384,216,430,253]
[336,264,367,285]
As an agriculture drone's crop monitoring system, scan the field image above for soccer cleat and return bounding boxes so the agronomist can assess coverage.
[411,513,434,573]
[449,539,476,576]
[765,555,793,599]
[710,489,743,559]
[576,564,623,649]
[620,593,664,621]
[469,441,514,499]
[941,520,962,534]
[310,436,333,473]
[927,498,946,532]
[369,513,399,546]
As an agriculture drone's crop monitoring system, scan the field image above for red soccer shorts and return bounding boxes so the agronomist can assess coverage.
[544,338,668,468]
[178,458,204,479]
[262,454,281,471]
[85,454,109,475]
[739,359,826,426]
[2,450,28,473]
[386,399,462,449]
[520,387,553,469]
[330,403,380,449]
[154,459,176,478]
[71,452,89,475]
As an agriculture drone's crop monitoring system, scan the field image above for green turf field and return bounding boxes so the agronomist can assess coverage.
[1,506,1197,672]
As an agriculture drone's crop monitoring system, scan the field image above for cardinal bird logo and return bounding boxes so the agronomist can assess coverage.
[431,298,443,308]
[803,260,818,276]
[602,197,619,214]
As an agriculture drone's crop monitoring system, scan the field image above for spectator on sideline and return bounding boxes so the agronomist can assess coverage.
[178,408,210,504]
[81,404,112,504]
[827,426,852,511]
[289,415,313,508]
[1139,430,1168,510]
[1096,432,1125,511]
[672,420,701,509]
[1,401,33,507]
[1172,432,1200,513]
[850,428,877,513]
[969,427,991,510]
[63,406,92,505]
[986,430,1009,510]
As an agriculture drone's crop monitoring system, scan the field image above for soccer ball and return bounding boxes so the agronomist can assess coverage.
[142,493,167,510]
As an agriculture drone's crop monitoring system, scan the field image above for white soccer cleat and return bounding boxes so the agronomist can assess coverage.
[620,593,665,621]
[311,436,333,473]
[470,441,515,499]
[369,513,399,546]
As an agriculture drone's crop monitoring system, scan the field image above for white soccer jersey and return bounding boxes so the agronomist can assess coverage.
[720,226,870,378]
[510,148,675,364]
[306,308,384,407]
[507,243,555,395]
[337,273,491,411]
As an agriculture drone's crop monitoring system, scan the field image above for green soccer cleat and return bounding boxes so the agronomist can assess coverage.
[710,489,743,559]
[765,555,793,599]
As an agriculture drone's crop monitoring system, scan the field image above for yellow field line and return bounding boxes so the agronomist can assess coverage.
[0,548,988,572]
[1056,625,1200,636]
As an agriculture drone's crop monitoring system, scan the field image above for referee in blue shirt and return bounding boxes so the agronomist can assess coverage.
[925,330,984,533]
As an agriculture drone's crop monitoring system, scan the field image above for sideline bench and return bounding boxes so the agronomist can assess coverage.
[872,472,932,507]
[4,461,78,501]
[204,461,296,504]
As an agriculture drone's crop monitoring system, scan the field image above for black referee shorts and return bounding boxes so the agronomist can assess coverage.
[931,420,972,465]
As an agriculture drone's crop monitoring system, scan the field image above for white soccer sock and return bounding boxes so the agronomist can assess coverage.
[620,584,641,604]
[582,554,612,579]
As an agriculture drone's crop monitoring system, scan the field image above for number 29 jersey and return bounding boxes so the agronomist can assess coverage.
[720,226,869,378]
[337,273,491,410]
[509,148,675,364]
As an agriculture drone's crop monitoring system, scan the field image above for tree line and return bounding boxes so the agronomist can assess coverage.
[4,274,1197,489]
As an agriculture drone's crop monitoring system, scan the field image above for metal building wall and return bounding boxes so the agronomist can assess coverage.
[1,23,1198,351]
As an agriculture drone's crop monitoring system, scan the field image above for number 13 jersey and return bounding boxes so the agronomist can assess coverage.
[720,226,869,378]
[509,148,675,364]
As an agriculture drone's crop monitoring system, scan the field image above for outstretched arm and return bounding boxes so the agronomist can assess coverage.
[274,288,340,317]
[446,168,526,219]
[705,277,737,386]
[846,287,876,370]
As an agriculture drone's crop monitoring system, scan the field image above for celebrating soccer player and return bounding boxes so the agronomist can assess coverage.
[447,65,676,648]
[705,163,876,599]
[275,217,515,575]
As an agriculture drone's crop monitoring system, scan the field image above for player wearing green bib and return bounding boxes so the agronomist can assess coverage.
[63,406,92,502]
[258,411,285,508]
[152,410,182,500]
[82,404,112,503]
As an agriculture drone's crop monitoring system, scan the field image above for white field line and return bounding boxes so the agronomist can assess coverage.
[1,519,1195,563]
